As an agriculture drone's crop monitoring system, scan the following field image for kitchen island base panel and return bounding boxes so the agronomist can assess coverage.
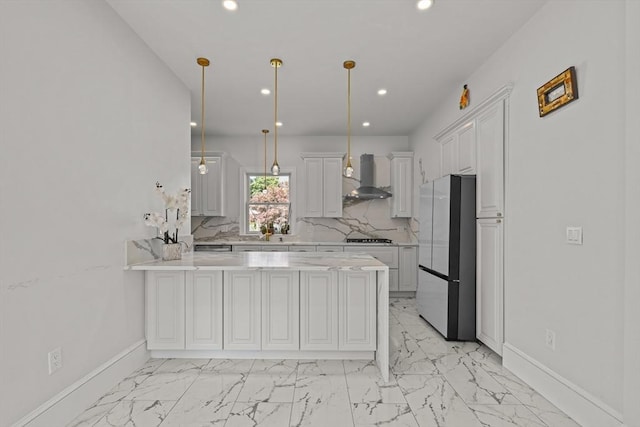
[148,350,375,360]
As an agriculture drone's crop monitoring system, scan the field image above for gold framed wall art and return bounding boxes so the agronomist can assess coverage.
[537,66,578,117]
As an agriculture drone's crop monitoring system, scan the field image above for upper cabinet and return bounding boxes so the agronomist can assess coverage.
[438,120,476,177]
[301,153,344,218]
[191,155,225,217]
[388,152,414,218]
[476,101,505,218]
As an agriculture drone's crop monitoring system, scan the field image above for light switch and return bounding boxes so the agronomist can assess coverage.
[566,226,583,245]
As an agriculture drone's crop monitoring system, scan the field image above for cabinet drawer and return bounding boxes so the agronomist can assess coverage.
[261,245,289,251]
[343,246,399,268]
[232,245,261,252]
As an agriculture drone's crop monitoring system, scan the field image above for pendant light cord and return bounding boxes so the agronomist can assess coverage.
[201,62,206,162]
[347,66,351,162]
[274,62,278,163]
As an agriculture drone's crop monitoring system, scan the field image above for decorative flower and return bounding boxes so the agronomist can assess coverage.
[144,182,191,244]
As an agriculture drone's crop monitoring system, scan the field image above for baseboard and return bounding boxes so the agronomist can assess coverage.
[502,343,623,427]
[13,339,149,427]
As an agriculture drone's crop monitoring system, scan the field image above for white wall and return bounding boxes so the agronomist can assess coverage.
[623,1,640,425]
[0,1,190,425]
[410,0,627,422]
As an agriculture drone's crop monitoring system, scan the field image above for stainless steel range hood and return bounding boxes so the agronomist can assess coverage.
[344,154,392,200]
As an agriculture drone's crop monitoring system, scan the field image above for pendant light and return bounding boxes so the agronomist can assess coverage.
[262,129,269,193]
[197,57,210,174]
[270,58,282,176]
[344,60,356,178]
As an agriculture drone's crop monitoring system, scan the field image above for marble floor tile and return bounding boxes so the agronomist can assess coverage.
[154,358,210,374]
[236,371,296,403]
[226,402,293,427]
[434,353,520,405]
[396,374,482,427]
[66,403,117,427]
[390,331,438,375]
[69,298,580,427]
[92,400,175,427]
[351,402,418,426]
[468,404,548,427]
[204,358,255,373]
[344,360,406,404]
[124,372,198,401]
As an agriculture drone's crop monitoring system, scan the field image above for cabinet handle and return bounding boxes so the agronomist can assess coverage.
[497,212,502,217]
[496,219,502,223]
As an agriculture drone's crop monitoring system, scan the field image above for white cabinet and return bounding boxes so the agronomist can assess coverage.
[344,245,399,293]
[191,155,225,217]
[398,246,418,291]
[316,245,344,252]
[223,271,261,350]
[339,271,376,350]
[457,122,476,174]
[477,218,504,355]
[146,271,185,350]
[388,152,414,218]
[262,271,300,350]
[438,120,476,177]
[186,271,223,350]
[301,153,344,218]
[300,271,339,350]
[476,101,505,218]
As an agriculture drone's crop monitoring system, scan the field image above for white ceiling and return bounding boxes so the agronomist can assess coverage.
[107,0,546,137]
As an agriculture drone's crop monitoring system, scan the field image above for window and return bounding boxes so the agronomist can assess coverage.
[246,174,290,234]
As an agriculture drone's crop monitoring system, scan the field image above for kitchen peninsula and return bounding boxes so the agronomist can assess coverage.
[129,251,389,381]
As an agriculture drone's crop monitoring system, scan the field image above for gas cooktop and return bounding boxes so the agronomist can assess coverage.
[345,238,393,244]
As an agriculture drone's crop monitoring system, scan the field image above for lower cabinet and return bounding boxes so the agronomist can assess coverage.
[300,271,339,350]
[146,269,376,352]
[223,271,262,350]
[262,271,300,350]
[398,246,418,291]
[339,271,377,351]
[186,271,223,350]
[146,271,185,350]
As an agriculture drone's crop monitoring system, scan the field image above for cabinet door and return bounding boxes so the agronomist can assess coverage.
[323,157,343,218]
[146,271,185,350]
[339,271,376,351]
[300,271,338,350]
[390,156,413,218]
[389,269,399,292]
[186,271,223,350]
[457,121,476,174]
[398,246,418,291]
[476,101,505,218]
[303,158,324,217]
[262,271,300,350]
[202,157,224,216]
[224,271,261,350]
[477,218,504,355]
[440,134,458,177]
[190,159,203,216]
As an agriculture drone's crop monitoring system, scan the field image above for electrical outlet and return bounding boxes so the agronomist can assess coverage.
[545,329,556,350]
[48,347,62,374]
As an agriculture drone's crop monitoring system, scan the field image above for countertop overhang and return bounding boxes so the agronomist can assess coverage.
[127,251,389,271]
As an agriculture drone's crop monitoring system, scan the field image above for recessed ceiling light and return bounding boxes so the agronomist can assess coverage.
[261,88,271,95]
[222,0,238,11]
[362,122,371,127]
[276,121,283,127]
[190,122,197,127]
[377,89,387,96]
[416,0,434,11]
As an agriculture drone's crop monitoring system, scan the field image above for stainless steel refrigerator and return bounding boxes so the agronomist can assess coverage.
[416,174,476,341]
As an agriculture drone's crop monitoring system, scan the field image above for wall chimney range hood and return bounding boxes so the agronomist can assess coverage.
[344,154,392,200]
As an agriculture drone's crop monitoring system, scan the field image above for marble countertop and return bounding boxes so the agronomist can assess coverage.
[193,240,417,247]
[127,251,389,271]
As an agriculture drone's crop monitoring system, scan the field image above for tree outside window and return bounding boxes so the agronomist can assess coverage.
[247,174,290,233]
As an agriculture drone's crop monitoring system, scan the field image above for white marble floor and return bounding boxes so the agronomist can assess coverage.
[68,298,581,426]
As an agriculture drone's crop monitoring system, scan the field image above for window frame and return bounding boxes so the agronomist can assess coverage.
[239,167,296,236]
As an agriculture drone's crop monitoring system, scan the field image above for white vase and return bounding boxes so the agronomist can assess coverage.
[162,243,182,261]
